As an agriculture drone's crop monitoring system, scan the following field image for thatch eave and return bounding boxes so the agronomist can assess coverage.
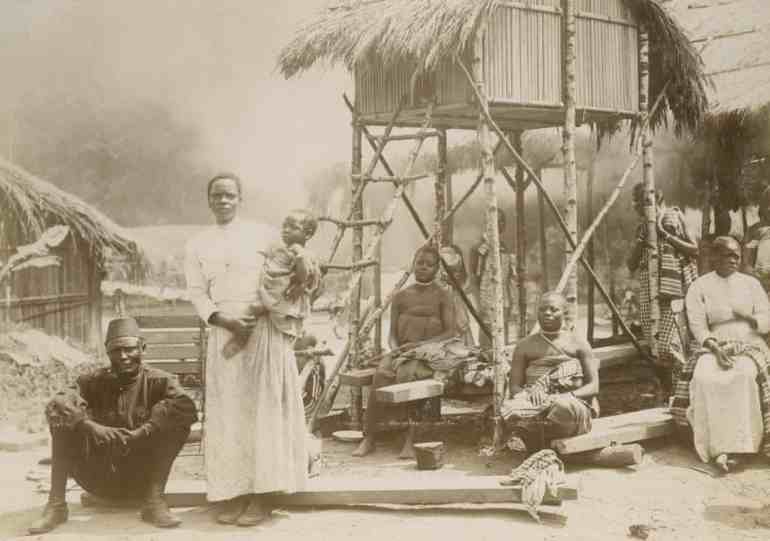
[277,0,709,135]
[0,158,145,266]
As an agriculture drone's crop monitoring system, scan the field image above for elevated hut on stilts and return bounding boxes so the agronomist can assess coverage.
[278,0,708,442]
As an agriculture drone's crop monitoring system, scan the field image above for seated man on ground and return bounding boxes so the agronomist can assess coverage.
[28,317,198,534]
[502,292,599,451]
[353,244,457,458]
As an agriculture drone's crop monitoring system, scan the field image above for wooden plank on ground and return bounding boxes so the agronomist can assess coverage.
[376,380,445,403]
[164,478,577,508]
[143,344,200,360]
[136,315,202,328]
[144,359,202,374]
[551,407,673,455]
[340,368,376,386]
[141,329,200,345]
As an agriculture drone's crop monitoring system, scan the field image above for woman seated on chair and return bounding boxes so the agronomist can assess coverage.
[353,244,458,458]
[672,236,770,472]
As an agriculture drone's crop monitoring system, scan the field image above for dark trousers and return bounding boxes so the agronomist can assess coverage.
[50,426,189,501]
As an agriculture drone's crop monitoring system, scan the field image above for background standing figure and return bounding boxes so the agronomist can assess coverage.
[626,183,698,396]
[470,208,517,348]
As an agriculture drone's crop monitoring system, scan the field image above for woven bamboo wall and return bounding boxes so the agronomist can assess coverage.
[355,0,639,119]
[1,219,99,348]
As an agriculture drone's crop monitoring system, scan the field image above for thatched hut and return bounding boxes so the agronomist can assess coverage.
[667,0,770,228]
[0,157,144,349]
[279,0,709,430]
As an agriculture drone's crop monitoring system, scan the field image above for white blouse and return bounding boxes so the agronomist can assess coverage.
[184,219,277,322]
[685,271,770,348]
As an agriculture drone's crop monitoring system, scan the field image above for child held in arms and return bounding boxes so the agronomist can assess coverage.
[353,244,457,458]
[223,209,321,357]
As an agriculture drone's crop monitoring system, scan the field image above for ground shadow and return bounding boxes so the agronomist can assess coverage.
[704,504,770,530]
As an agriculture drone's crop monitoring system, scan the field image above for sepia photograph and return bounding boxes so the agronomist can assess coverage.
[1,1,769,539]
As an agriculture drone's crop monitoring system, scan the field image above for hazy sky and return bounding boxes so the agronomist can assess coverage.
[0,0,353,204]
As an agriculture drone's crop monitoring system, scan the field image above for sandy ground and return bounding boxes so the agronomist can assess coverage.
[2,431,770,541]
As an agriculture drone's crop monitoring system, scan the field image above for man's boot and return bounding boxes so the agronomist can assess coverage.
[29,429,70,534]
[28,501,68,535]
[140,481,181,528]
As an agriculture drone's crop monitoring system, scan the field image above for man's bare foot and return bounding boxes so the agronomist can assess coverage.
[398,429,416,460]
[352,437,375,457]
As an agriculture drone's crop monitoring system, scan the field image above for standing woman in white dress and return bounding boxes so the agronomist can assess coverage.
[675,236,770,472]
[185,174,307,526]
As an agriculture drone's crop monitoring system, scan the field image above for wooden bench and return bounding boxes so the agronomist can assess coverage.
[550,407,674,455]
[135,315,207,447]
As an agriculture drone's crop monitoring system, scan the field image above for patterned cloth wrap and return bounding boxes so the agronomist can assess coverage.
[392,337,482,384]
[670,340,770,458]
[501,358,585,421]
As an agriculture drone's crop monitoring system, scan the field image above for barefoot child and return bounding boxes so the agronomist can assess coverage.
[223,209,321,357]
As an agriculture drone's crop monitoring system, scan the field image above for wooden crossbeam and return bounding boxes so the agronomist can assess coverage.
[318,217,387,228]
[551,407,674,455]
[358,173,431,184]
[322,260,379,272]
[164,478,577,508]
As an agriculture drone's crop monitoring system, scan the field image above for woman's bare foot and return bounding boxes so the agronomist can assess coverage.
[715,454,730,473]
[352,436,375,457]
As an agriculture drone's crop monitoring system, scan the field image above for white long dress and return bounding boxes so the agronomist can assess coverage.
[684,271,770,462]
[185,219,307,501]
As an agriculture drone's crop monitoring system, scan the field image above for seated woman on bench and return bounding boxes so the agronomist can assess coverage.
[503,291,599,450]
[353,244,458,458]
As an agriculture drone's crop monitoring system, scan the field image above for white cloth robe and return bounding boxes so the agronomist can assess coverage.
[185,219,307,500]
[685,271,770,462]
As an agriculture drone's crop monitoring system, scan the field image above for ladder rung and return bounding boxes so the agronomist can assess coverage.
[318,217,386,228]
[354,173,431,184]
[322,259,379,272]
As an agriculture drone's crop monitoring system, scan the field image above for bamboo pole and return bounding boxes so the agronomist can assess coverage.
[446,147,454,245]
[472,17,506,447]
[538,173,549,290]
[456,58,647,360]
[550,82,669,308]
[587,170,596,344]
[639,26,659,358]
[350,119,364,428]
[374,240,382,355]
[562,0,579,329]
[513,131,527,338]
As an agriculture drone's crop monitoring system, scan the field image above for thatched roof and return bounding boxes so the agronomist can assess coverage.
[278,0,709,134]
[0,157,141,259]
[666,0,770,114]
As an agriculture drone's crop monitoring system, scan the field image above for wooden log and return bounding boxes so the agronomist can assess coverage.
[564,444,644,468]
[164,478,578,508]
[562,0,579,328]
[551,408,673,455]
[376,380,445,404]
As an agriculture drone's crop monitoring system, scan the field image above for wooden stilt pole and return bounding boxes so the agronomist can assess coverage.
[436,129,448,247]
[639,26,659,358]
[472,18,506,447]
[350,120,364,429]
[587,166,596,344]
[445,135,454,245]
[513,131,527,338]
[562,0,579,329]
[538,171,549,290]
